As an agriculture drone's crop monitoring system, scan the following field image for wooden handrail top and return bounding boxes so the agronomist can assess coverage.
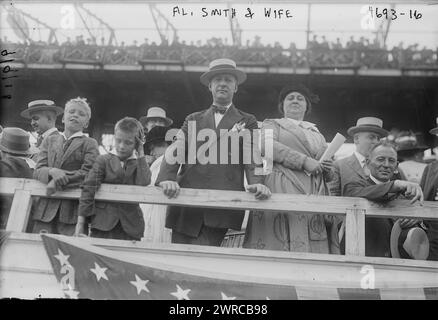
[1,178,437,219]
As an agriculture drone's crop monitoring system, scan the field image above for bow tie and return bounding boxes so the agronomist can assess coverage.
[212,105,227,114]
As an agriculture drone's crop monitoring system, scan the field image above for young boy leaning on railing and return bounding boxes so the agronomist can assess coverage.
[75,117,151,241]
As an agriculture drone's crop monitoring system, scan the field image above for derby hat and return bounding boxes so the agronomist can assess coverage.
[395,132,428,152]
[200,58,246,86]
[390,220,429,260]
[430,117,438,136]
[0,127,32,156]
[20,100,64,119]
[139,107,173,127]
[347,117,388,137]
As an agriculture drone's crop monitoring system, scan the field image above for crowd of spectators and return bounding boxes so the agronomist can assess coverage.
[1,34,436,68]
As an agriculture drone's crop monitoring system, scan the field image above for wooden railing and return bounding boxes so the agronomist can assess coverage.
[1,178,437,257]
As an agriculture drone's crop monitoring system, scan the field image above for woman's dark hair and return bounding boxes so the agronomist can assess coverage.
[277,84,320,117]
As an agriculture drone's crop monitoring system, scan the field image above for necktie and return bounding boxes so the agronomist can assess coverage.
[63,138,74,152]
[212,105,227,114]
[36,135,44,147]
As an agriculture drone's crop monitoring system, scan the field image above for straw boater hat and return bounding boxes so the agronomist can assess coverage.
[430,117,438,136]
[395,132,428,153]
[347,117,388,137]
[20,100,64,119]
[139,107,173,127]
[0,127,33,156]
[390,220,429,260]
[200,58,247,86]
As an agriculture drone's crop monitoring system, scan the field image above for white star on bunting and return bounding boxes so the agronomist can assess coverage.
[170,284,191,300]
[90,262,109,282]
[54,249,70,266]
[130,274,150,295]
[221,292,236,300]
[64,289,79,299]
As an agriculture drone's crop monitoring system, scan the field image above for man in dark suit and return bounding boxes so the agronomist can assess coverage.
[420,119,438,260]
[156,58,271,246]
[344,141,423,257]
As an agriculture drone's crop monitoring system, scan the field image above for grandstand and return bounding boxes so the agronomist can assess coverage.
[1,2,437,146]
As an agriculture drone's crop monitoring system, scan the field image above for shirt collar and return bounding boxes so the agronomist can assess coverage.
[110,149,137,161]
[369,174,385,185]
[41,127,58,139]
[61,131,84,141]
[354,151,366,168]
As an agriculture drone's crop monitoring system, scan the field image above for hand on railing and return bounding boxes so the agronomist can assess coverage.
[158,180,180,198]
[398,218,422,229]
[246,184,271,200]
[393,180,424,204]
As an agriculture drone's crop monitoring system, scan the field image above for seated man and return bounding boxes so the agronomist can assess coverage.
[344,141,425,258]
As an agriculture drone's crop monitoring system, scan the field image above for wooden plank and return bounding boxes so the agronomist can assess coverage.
[345,208,366,256]
[2,178,433,219]
[379,288,426,300]
[0,178,25,195]
[6,232,438,270]
[5,190,32,232]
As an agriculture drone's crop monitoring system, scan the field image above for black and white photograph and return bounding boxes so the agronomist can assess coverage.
[0,0,437,305]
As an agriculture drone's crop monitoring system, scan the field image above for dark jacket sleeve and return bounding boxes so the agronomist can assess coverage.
[328,160,341,196]
[66,138,99,188]
[135,156,152,186]
[343,179,395,201]
[78,155,106,218]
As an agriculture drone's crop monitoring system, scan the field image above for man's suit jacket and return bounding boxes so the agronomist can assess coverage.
[33,134,99,224]
[78,153,151,239]
[420,160,438,260]
[344,177,395,258]
[31,129,60,162]
[0,156,34,229]
[156,104,264,237]
[329,154,367,196]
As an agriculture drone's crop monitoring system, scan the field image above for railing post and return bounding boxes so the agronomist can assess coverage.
[345,207,366,256]
[5,190,33,232]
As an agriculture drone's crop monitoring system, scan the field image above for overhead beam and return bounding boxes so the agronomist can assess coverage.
[149,3,178,45]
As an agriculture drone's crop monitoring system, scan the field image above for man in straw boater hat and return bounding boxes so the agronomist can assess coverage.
[329,117,389,253]
[344,140,427,258]
[156,58,271,246]
[420,117,438,260]
[20,100,63,151]
[329,117,389,197]
[139,106,173,133]
[139,106,173,165]
[0,127,36,229]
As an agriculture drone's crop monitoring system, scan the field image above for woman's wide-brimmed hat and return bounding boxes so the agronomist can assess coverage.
[20,100,64,119]
[430,117,438,135]
[139,107,173,127]
[277,83,320,106]
[0,127,33,156]
[390,220,429,260]
[395,132,428,153]
[347,117,388,137]
[200,58,247,86]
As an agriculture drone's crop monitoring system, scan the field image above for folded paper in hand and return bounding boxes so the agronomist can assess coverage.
[319,133,346,162]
